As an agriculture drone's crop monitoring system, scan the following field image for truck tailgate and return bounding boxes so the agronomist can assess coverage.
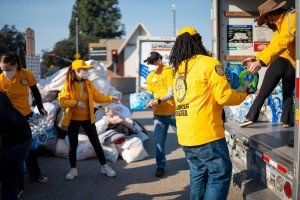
[225,121,294,173]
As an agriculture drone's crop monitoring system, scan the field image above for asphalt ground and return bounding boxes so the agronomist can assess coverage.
[18,95,244,200]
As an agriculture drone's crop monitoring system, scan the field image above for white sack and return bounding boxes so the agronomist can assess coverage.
[102,143,119,163]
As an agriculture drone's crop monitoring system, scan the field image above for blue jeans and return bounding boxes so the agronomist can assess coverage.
[153,114,177,168]
[0,139,31,200]
[182,138,232,200]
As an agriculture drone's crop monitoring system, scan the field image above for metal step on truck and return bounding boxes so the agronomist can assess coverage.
[211,0,300,199]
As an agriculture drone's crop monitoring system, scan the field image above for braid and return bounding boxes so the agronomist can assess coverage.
[169,33,209,73]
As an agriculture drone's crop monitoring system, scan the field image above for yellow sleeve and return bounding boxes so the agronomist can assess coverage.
[165,67,174,87]
[256,13,296,65]
[57,82,77,108]
[146,73,153,93]
[207,60,247,105]
[24,69,37,86]
[89,81,112,103]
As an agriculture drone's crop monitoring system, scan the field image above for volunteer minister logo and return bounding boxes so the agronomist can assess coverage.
[175,76,187,103]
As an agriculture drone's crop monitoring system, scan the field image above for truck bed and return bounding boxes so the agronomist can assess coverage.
[225,121,294,173]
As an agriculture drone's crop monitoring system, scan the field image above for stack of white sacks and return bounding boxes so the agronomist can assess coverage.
[31,60,149,163]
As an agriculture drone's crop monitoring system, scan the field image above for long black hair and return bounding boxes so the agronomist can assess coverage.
[169,33,209,73]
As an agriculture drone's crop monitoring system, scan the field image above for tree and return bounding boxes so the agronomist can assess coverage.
[41,0,125,69]
[69,0,125,38]
[41,34,97,68]
[0,25,26,67]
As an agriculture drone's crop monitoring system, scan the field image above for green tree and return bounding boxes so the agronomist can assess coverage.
[0,25,26,67]
[42,0,125,70]
[69,0,125,38]
[41,34,97,67]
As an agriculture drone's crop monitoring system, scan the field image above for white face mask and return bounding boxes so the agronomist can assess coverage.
[3,70,16,79]
[148,65,159,72]
[81,71,90,79]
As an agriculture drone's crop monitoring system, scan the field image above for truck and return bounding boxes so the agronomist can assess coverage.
[137,36,175,89]
[211,0,299,199]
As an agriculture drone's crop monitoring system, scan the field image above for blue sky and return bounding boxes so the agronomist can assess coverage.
[0,0,212,55]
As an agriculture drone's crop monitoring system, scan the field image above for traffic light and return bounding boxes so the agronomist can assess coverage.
[52,53,56,57]
[111,49,118,63]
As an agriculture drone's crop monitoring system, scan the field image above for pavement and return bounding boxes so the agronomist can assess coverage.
[19,95,244,200]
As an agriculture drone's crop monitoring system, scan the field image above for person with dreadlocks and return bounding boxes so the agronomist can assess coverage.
[169,27,251,200]
[58,60,119,180]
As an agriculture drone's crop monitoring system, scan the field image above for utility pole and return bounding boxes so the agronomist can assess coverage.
[171,4,176,36]
[76,18,79,54]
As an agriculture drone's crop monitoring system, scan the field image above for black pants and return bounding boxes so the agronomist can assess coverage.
[19,113,42,191]
[68,120,107,167]
[246,57,295,123]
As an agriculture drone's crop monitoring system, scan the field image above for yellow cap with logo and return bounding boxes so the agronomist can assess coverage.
[178,27,198,36]
[71,60,92,70]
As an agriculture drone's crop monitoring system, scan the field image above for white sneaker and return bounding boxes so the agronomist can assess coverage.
[65,168,78,180]
[18,190,24,198]
[36,175,48,183]
[101,164,116,177]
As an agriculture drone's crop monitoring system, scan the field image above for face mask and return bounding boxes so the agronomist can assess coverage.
[3,70,16,79]
[81,71,90,79]
[148,65,159,72]
[266,22,277,31]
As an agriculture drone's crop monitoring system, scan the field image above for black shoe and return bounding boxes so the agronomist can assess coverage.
[288,139,294,147]
[155,168,165,177]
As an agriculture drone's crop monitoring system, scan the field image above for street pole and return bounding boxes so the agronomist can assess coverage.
[171,4,176,36]
[76,18,79,54]
[113,62,116,77]
[293,0,300,199]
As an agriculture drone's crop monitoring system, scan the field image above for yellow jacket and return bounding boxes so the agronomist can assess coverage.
[58,79,112,127]
[256,9,295,67]
[174,55,247,146]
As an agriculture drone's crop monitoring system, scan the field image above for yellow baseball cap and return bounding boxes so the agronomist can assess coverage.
[178,27,198,36]
[71,60,92,70]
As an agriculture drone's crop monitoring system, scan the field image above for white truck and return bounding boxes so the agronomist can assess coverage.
[211,0,299,199]
[137,36,175,89]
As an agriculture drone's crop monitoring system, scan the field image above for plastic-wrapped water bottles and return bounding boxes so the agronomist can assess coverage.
[225,65,258,92]
[129,92,154,111]
[28,113,56,149]
[235,98,253,123]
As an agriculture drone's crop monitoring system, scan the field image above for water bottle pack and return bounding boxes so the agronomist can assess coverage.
[28,113,56,149]
[224,65,258,93]
[129,92,154,111]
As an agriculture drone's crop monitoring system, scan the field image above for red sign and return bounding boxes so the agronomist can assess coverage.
[254,42,269,52]
[296,77,299,99]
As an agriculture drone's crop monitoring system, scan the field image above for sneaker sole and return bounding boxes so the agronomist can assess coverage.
[37,178,49,183]
[240,121,253,128]
[101,170,116,177]
[65,174,78,180]
[65,176,77,180]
